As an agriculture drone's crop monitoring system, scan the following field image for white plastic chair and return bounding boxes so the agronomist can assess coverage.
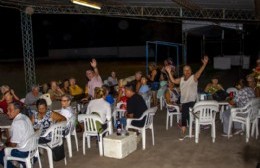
[189,100,219,143]
[64,116,79,158]
[78,114,110,156]
[250,98,260,139]
[229,98,260,142]
[165,102,181,130]
[4,131,42,168]
[38,121,67,168]
[39,93,52,107]
[125,106,158,150]
[158,95,165,110]
[140,92,152,109]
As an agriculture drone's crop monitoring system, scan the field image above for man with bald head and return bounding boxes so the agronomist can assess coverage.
[166,56,209,140]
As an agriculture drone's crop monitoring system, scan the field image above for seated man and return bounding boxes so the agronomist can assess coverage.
[222,79,255,136]
[0,102,34,168]
[125,84,147,128]
[24,85,42,110]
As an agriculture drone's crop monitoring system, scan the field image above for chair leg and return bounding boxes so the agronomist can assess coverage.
[98,135,103,156]
[4,156,7,168]
[189,115,193,138]
[25,159,31,168]
[64,155,67,165]
[246,120,250,143]
[73,131,79,151]
[87,136,91,148]
[151,125,155,146]
[195,120,199,143]
[251,122,255,138]
[37,150,42,168]
[142,129,146,150]
[66,136,72,158]
[166,113,169,130]
[170,115,173,128]
[83,135,86,155]
[227,117,233,139]
[46,148,54,168]
[212,122,216,143]
[160,97,163,110]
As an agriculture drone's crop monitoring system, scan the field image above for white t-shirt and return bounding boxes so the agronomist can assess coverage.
[86,98,111,123]
[10,113,34,151]
[180,75,198,103]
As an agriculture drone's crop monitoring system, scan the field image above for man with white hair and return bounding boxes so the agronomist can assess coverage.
[0,102,34,168]
[24,84,42,110]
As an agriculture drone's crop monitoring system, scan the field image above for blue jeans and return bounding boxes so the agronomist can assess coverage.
[0,148,29,168]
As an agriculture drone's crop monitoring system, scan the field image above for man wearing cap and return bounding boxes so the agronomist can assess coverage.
[0,102,34,168]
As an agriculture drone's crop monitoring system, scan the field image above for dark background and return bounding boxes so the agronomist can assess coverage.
[0,7,260,63]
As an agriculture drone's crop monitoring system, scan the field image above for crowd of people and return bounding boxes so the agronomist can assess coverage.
[0,57,260,167]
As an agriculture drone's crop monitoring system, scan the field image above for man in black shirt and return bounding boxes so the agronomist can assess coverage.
[125,84,147,127]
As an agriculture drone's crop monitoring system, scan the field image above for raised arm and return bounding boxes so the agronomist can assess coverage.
[165,66,181,84]
[194,55,209,82]
[90,59,99,76]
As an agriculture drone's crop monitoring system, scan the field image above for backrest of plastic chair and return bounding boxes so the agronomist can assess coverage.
[193,100,219,121]
[144,106,158,128]
[67,116,76,134]
[48,121,66,148]
[116,102,126,109]
[78,114,103,134]
[40,93,52,106]
[249,98,260,121]
[165,102,180,113]
[28,131,41,158]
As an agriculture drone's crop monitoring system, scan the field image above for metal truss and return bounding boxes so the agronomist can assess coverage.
[21,12,36,92]
[27,6,257,22]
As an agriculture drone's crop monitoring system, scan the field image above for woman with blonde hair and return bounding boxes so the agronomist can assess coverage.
[86,87,111,124]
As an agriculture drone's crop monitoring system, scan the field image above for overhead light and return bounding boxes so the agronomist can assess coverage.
[72,0,101,10]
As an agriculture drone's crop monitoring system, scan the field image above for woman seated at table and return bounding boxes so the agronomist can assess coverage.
[31,98,66,144]
[86,87,111,124]
[204,76,224,94]
[204,76,227,100]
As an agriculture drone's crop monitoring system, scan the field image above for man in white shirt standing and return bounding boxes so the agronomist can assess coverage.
[166,56,209,140]
[0,102,34,168]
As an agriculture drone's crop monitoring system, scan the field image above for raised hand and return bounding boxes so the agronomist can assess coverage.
[202,55,209,65]
[165,65,172,73]
[90,59,97,68]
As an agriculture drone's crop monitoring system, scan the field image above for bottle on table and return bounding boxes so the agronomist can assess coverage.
[116,119,122,136]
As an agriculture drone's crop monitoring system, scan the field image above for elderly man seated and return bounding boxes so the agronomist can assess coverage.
[24,85,42,110]
[0,102,34,168]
